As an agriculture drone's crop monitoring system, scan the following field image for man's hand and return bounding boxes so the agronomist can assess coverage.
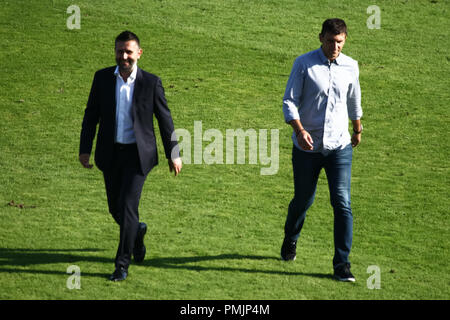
[351,120,362,148]
[289,119,314,151]
[79,153,93,169]
[168,157,182,176]
[351,132,361,148]
[296,129,314,151]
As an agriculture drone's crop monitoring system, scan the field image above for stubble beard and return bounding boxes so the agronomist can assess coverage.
[118,59,136,75]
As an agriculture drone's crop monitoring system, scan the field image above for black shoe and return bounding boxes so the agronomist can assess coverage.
[281,238,297,261]
[133,222,147,263]
[109,266,128,281]
[334,263,355,282]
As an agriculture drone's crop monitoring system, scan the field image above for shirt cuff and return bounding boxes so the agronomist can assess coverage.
[283,100,300,123]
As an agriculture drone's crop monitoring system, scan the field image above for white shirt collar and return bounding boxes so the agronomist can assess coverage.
[318,47,342,65]
[114,64,138,82]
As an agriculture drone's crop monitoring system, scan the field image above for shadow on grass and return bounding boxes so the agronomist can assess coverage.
[0,248,333,280]
[0,248,110,278]
[143,254,333,280]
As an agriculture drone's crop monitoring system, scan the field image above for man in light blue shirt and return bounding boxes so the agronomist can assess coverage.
[280,18,363,282]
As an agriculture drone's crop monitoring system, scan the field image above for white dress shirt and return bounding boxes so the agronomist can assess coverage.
[114,65,137,144]
[283,48,362,153]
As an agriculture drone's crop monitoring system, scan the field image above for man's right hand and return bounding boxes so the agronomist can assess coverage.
[296,129,314,151]
[79,153,93,169]
[289,119,314,151]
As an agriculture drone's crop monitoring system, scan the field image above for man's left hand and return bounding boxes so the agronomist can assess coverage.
[169,157,182,176]
[351,133,361,147]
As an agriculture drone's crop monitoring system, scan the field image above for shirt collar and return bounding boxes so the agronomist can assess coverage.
[334,53,343,65]
[114,64,138,82]
[318,47,342,65]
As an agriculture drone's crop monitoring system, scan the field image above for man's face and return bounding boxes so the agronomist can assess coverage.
[115,40,142,74]
[319,32,346,61]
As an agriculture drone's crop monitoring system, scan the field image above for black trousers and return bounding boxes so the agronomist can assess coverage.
[103,143,147,269]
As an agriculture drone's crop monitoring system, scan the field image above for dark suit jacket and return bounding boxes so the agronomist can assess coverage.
[79,66,179,175]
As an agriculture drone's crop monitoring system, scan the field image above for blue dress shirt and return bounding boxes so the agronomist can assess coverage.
[114,65,137,144]
[283,48,362,152]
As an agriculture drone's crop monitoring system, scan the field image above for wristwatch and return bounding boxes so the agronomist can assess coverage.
[353,124,363,134]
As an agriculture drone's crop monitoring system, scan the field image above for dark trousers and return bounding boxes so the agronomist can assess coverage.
[284,144,353,267]
[103,143,147,269]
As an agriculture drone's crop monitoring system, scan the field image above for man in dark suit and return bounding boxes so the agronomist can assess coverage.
[79,31,182,281]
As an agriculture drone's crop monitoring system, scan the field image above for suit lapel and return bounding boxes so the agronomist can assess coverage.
[132,67,143,113]
[108,66,117,121]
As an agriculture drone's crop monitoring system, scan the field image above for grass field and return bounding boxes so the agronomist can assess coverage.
[0,0,449,300]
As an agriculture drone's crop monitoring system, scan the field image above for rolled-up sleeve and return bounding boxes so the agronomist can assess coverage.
[347,62,363,120]
[283,58,304,123]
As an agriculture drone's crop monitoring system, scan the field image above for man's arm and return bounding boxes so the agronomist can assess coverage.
[289,119,314,151]
[283,58,314,150]
[79,153,93,169]
[351,119,362,148]
[168,158,182,176]
[347,61,363,148]
[79,72,100,169]
[282,57,304,125]
[153,77,182,176]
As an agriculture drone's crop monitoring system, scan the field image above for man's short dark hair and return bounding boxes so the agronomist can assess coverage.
[320,18,347,36]
[115,31,140,47]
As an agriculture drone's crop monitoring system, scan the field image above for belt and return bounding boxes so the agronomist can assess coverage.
[114,143,137,151]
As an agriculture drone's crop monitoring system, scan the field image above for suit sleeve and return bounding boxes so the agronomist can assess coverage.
[153,78,180,159]
[79,72,100,155]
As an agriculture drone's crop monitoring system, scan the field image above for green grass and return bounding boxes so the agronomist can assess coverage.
[0,0,449,299]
